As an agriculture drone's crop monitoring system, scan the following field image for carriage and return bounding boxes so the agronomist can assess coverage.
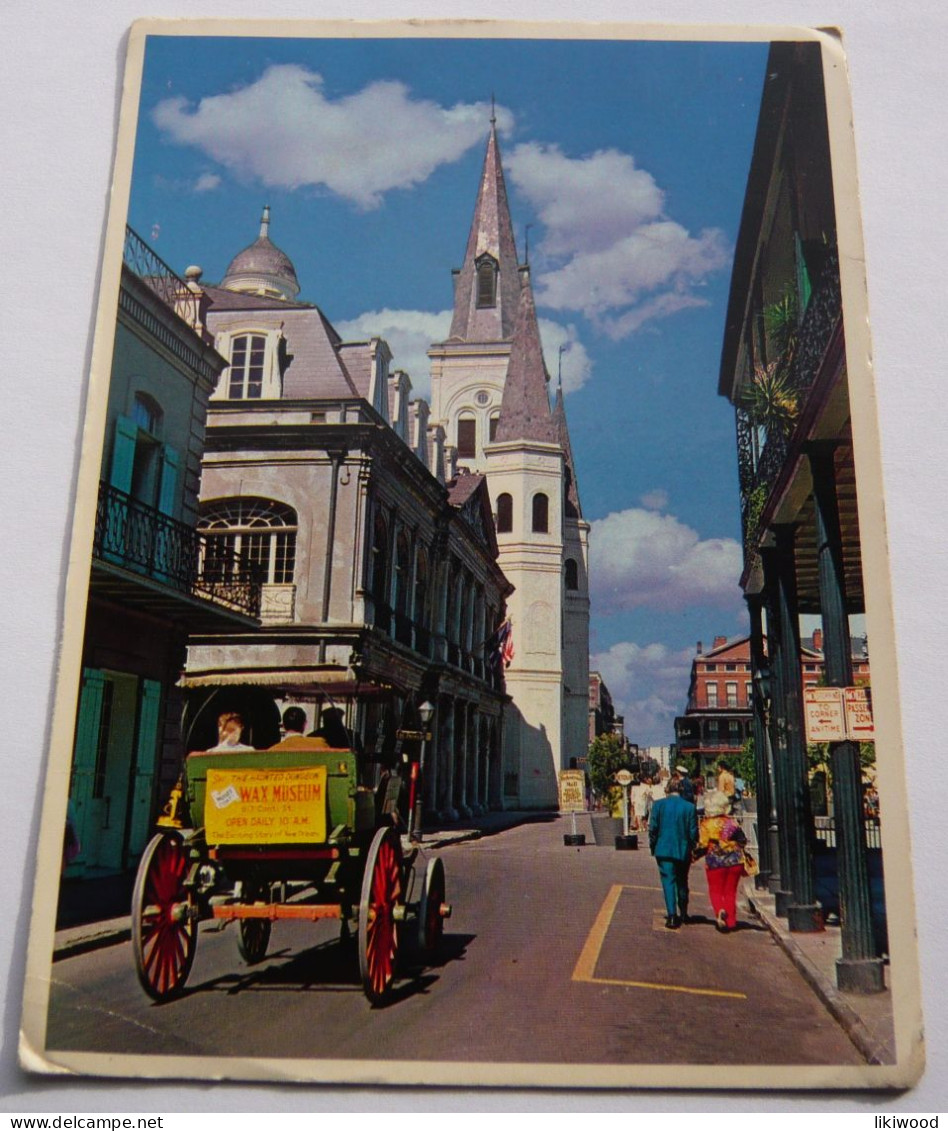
[131,729,450,1006]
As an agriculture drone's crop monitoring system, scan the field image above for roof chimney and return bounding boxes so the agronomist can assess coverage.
[713,635,727,649]
[696,641,703,655]
[812,628,823,652]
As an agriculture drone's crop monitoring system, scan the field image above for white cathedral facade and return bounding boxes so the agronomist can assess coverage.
[429,121,591,808]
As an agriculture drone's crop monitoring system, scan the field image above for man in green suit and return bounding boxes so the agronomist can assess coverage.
[649,777,698,929]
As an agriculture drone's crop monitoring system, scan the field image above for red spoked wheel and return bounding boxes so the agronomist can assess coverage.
[417,856,447,958]
[132,831,197,1003]
[358,826,404,1005]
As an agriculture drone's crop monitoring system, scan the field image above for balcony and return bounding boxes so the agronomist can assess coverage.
[736,249,842,568]
[123,225,200,330]
[93,482,260,619]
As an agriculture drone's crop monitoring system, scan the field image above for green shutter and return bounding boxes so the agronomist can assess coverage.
[109,416,138,494]
[70,668,107,868]
[157,444,180,517]
[127,679,162,859]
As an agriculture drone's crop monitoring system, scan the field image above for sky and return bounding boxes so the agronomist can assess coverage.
[127,32,771,745]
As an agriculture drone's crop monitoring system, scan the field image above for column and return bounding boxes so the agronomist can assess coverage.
[455,701,470,817]
[746,593,777,891]
[771,525,824,933]
[440,698,458,821]
[808,443,885,992]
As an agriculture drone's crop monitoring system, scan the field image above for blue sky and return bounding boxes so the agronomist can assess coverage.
[128,33,770,744]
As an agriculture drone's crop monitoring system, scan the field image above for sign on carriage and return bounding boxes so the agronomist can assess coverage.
[205,766,328,844]
[845,686,875,741]
[804,687,848,742]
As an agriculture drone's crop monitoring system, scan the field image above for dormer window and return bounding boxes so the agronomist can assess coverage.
[476,255,498,308]
[228,334,266,399]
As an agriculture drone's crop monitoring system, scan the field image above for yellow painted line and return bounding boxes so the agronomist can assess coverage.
[572,884,747,1000]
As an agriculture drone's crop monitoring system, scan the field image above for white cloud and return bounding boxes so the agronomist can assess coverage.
[590,507,743,613]
[591,640,695,745]
[536,319,593,394]
[333,309,593,401]
[334,308,452,400]
[639,489,669,511]
[153,66,513,210]
[505,143,730,337]
[193,172,221,193]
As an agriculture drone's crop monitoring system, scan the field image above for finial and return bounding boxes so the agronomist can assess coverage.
[558,344,566,389]
[260,204,270,239]
[525,223,533,266]
[490,93,496,127]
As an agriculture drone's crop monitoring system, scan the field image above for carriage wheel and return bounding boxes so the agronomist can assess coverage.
[417,856,446,958]
[358,826,403,1005]
[132,831,197,1002]
[237,876,272,965]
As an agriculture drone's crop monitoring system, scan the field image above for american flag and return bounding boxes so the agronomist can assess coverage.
[493,619,514,669]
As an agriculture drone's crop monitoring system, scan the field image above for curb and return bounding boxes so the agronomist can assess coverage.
[745,891,893,1065]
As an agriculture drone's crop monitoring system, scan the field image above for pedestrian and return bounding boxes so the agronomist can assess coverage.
[675,764,695,804]
[632,777,651,830]
[310,706,351,748]
[717,759,736,811]
[691,771,706,819]
[208,711,255,751]
[648,777,698,930]
[696,790,750,932]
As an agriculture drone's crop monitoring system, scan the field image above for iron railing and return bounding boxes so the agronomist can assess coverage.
[735,249,842,567]
[123,225,200,329]
[94,482,261,617]
[813,815,883,851]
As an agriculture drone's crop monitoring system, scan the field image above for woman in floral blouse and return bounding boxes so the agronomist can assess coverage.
[697,790,749,932]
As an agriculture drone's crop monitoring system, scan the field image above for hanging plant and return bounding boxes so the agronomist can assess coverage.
[741,361,799,439]
[763,292,799,370]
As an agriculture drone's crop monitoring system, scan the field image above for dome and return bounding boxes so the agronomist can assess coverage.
[221,206,300,301]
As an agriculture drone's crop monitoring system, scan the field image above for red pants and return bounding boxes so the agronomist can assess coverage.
[705,864,744,928]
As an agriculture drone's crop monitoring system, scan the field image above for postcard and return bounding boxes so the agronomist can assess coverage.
[18,19,923,1091]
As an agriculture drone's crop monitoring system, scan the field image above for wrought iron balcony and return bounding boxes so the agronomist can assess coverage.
[94,482,260,618]
[735,249,842,566]
[123,225,200,329]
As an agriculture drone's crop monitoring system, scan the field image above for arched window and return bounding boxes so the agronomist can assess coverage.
[532,492,549,533]
[414,548,429,626]
[131,392,162,435]
[488,413,500,442]
[496,493,513,534]
[457,416,477,458]
[394,531,411,616]
[199,498,297,583]
[476,256,497,308]
[565,558,579,591]
[227,334,267,399]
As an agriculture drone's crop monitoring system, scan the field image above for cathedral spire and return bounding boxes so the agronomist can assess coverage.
[553,372,583,519]
[448,116,522,342]
[494,277,557,445]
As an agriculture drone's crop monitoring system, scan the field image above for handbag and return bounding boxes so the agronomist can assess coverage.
[743,849,759,877]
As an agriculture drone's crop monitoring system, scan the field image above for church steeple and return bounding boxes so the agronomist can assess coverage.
[493,276,557,445]
[553,381,583,519]
[448,118,522,343]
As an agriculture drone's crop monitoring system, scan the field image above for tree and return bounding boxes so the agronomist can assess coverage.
[733,737,757,792]
[586,733,634,806]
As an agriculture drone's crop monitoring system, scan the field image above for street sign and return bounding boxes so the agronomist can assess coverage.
[395,729,431,741]
[844,686,874,741]
[804,685,875,743]
[558,769,586,812]
[614,769,634,787]
[804,687,847,742]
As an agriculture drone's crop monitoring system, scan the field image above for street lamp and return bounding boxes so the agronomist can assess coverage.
[410,700,435,843]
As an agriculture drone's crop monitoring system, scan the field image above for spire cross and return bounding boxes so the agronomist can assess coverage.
[490,92,496,126]
[260,204,271,239]
[558,344,566,389]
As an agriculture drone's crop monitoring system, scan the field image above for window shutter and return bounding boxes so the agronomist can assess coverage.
[157,444,180,517]
[70,668,108,863]
[127,679,162,860]
[109,416,138,493]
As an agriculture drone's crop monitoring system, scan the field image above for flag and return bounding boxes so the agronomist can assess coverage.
[487,618,515,671]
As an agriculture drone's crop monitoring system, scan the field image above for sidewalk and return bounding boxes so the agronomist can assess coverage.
[53,808,538,961]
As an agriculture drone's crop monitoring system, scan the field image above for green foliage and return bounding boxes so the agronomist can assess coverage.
[741,362,799,439]
[733,737,757,792]
[586,733,635,802]
[763,293,799,365]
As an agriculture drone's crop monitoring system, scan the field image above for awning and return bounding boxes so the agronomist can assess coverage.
[178,667,392,697]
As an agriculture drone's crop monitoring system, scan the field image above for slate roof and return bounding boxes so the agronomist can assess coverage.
[447,123,522,343]
[553,384,583,519]
[493,279,557,445]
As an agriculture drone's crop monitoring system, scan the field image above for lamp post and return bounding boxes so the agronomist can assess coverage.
[410,700,435,843]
